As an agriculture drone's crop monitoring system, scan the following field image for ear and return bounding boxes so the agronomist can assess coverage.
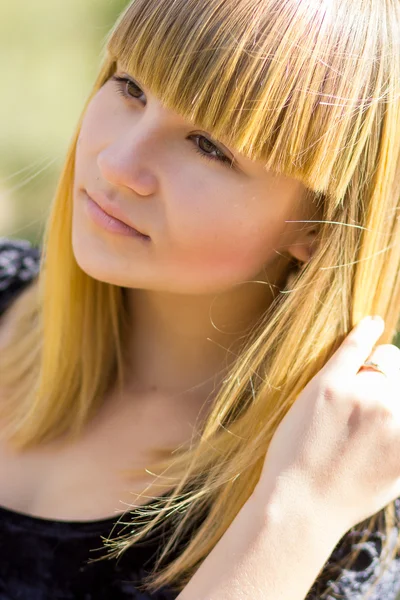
[285,225,319,264]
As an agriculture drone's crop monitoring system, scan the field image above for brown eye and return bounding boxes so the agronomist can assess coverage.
[112,76,146,102]
[198,137,216,154]
[125,80,144,99]
[190,134,234,168]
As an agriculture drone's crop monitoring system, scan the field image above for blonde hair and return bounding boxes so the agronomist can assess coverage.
[1,0,400,596]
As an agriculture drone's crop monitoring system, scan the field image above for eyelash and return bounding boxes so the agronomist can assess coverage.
[111,75,235,169]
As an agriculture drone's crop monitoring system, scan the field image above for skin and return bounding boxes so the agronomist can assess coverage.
[72,62,319,404]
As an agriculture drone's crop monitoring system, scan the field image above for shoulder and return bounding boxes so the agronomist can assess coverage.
[307,500,400,599]
[0,238,41,318]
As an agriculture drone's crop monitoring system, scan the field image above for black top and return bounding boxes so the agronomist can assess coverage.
[1,237,400,600]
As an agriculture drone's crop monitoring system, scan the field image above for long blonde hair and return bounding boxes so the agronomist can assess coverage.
[1,0,399,596]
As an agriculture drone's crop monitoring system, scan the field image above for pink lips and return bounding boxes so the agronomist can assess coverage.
[84,190,150,240]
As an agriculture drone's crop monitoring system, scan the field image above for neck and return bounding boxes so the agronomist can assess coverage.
[121,263,289,401]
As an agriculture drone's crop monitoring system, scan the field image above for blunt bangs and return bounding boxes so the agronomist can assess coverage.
[106,0,398,202]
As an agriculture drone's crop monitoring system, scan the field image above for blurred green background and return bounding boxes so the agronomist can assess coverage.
[0,0,127,244]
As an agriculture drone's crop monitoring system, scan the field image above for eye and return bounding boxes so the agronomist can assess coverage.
[111,74,236,170]
[189,134,235,168]
[111,75,146,103]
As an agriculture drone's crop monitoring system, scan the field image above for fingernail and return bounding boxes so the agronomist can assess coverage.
[369,315,385,331]
[371,315,384,324]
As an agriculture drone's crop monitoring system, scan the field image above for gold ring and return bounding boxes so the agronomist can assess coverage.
[360,360,387,377]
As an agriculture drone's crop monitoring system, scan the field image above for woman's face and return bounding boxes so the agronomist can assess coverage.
[72,63,315,295]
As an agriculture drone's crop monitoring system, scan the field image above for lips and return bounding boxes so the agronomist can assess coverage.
[85,189,149,238]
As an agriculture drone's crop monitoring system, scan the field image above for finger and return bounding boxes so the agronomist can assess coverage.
[358,344,400,381]
[322,316,385,378]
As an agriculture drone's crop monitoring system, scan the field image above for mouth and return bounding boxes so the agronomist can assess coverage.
[84,189,151,241]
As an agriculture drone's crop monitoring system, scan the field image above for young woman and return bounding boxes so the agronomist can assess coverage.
[0,0,399,598]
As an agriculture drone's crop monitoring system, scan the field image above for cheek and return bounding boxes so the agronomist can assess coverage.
[163,178,288,284]
[74,87,117,174]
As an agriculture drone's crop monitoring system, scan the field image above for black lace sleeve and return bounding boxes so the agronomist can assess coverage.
[0,238,41,318]
[307,498,400,599]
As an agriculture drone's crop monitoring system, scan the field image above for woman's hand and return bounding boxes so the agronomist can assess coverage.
[256,316,400,534]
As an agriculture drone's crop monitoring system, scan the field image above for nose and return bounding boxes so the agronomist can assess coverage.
[97,114,160,197]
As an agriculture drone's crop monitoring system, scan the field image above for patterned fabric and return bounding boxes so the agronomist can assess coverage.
[0,237,40,317]
[1,237,400,599]
[307,499,400,599]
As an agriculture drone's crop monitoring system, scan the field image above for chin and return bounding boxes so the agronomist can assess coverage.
[71,228,123,286]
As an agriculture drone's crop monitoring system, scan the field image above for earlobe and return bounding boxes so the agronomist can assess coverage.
[283,232,317,291]
[286,230,318,265]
